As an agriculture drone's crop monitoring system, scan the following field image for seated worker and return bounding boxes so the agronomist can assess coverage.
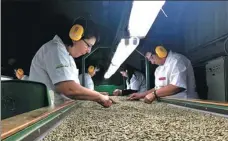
[113,64,147,96]
[79,65,109,95]
[79,65,100,90]
[29,16,113,107]
[128,46,198,103]
[15,68,29,80]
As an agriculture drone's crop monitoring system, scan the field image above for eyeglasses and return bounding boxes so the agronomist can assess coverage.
[82,39,93,49]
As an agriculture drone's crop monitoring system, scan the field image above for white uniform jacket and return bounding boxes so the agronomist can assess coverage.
[126,71,147,93]
[79,73,94,90]
[154,51,198,99]
[21,75,29,80]
[29,35,80,105]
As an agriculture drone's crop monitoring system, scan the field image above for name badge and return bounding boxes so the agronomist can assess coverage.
[159,77,166,80]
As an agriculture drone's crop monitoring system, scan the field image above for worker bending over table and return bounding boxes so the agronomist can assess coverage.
[29,16,113,107]
[79,65,108,95]
[15,68,29,80]
[128,46,198,103]
[113,65,147,96]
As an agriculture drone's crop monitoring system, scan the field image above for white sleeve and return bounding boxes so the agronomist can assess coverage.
[139,75,147,92]
[169,59,187,89]
[44,43,76,85]
[86,76,94,90]
[79,74,94,90]
[84,74,94,90]
[79,74,82,84]
[126,80,130,89]
[130,76,140,91]
[21,75,29,80]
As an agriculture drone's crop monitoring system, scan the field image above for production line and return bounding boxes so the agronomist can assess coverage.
[1,96,228,141]
[2,1,228,141]
[41,97,228,141]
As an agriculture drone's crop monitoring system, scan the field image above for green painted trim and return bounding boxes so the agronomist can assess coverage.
[2,102,77,141]
[46,90,52,106]
[160,98,228,110]
[95,85,124,95]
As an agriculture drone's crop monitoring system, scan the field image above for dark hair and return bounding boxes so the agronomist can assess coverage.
[80,19,100,42]
[120,64,138,83]
[55,15,100,46]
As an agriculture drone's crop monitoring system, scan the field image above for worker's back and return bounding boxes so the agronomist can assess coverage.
[79,73,94,90]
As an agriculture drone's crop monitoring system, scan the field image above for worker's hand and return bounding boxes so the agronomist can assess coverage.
[127,93,144,101]
[98,95,113,108]
[100,92,109,95]
[144,93,156,104]
[113,89,122,96]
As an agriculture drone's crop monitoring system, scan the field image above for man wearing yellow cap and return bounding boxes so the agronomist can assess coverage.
[128,46,198,103]
[79,65,99,90]
[29,16,113,107]
[15,68,29,80]
[79,65,109,95]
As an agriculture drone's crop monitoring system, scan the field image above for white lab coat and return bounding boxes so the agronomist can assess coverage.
[154,51,198,99]
[29,35,80,106]
[21,75,29,80]
[79,73,94,90]
[126,71,147,93]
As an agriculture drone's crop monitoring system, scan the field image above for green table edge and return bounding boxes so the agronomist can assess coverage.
[160,98,228,110]
[2,102,78,141]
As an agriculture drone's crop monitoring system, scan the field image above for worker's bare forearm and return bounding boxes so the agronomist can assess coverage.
[156,84,184,97]
[137,88,155,98]
[143,88,155,95]
[55,81,101,102]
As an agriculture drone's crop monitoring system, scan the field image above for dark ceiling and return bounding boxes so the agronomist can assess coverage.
[2,0,193,78]
[2,0,132,73]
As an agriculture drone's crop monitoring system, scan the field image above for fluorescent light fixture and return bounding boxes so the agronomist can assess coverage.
[112,37,140,66]
[128,1,166,38]
[104,64,121,79]
[104,37,140,79]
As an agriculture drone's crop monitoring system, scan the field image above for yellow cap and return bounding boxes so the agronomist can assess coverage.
[155,46,167,58]
[69,24,84,41]
[16,68,24,76]
[88,65,95,75]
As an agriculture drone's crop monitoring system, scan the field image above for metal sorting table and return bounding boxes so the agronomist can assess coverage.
[1,97,228,141]
[1,100,77,141]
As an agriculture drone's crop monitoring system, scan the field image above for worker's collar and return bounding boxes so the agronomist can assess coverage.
[53,35,65,45]
[163,51,173,66]
[53,35,71,55]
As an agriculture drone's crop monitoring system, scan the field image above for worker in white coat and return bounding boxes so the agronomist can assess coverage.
[128,46,198,103]
[15,68,29,80]
[29,16,113,107]
[113,65,147,96]
[79,65,109,95]
[79,65,99,90]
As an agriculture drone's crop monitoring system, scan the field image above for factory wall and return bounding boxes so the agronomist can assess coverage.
[182,1,228,100]
[183,1,228,64]
[125,51,142,71]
